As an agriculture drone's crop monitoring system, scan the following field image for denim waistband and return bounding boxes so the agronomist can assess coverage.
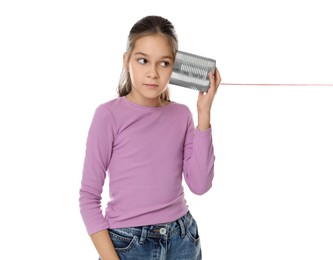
[109,211,194,243]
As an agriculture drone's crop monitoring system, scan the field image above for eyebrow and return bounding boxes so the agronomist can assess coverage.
[133,52,173,60]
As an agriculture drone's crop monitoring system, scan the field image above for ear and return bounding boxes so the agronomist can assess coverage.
[123,53,129,70]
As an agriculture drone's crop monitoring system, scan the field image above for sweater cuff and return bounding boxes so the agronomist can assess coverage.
[87,221,110,235]
[195,126,212,135]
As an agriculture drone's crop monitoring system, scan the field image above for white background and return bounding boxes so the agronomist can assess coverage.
[1,0,333,259]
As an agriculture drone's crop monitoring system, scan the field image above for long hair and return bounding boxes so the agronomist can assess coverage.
[117,16,178,101]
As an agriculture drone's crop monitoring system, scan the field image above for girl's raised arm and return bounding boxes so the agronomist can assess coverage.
[197,68,221,131]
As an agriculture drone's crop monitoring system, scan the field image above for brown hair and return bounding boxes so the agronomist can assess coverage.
[117,16,178,101]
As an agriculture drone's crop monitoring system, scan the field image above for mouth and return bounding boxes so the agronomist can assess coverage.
[145,84,158,89]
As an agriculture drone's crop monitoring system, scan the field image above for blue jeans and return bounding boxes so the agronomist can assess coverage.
[100,211,202,260]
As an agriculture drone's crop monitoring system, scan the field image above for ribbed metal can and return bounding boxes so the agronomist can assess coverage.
[170,50,216,92]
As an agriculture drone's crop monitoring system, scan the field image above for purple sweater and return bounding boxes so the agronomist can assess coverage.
[79,97,215,235]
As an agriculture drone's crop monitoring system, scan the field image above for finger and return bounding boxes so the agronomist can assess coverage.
[208,71,217,90]
[208,69,219,93]
[205,74,216,97]
[205,68,221,97]
[214,68,222,87]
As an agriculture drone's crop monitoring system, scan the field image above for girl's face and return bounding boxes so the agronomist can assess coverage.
[124,34,174,107]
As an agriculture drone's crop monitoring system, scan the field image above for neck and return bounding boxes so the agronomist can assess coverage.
[126,92,166,107]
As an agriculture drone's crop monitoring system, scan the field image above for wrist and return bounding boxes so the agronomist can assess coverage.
[197,112,210,131]
[197,119,211,131]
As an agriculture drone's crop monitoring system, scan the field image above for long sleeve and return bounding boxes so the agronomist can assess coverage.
[79,105,115,235]
[182,114,215,195]
[79,97,214,230]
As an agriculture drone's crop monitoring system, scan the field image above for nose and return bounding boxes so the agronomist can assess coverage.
[147,64,159,78]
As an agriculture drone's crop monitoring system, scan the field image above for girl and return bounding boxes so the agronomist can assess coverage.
[79,15,221,260]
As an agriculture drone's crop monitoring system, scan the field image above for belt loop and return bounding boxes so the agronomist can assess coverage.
[139,226,148,244]
[177,218,186,238]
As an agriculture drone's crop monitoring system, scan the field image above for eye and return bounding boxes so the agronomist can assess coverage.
[160,61,170,67]
[137,58,147,64]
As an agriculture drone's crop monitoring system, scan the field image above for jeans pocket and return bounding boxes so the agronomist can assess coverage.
[186,218,200,243]
[108,228,138,252]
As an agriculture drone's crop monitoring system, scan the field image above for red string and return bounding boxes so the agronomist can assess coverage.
[220,83,333,86]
